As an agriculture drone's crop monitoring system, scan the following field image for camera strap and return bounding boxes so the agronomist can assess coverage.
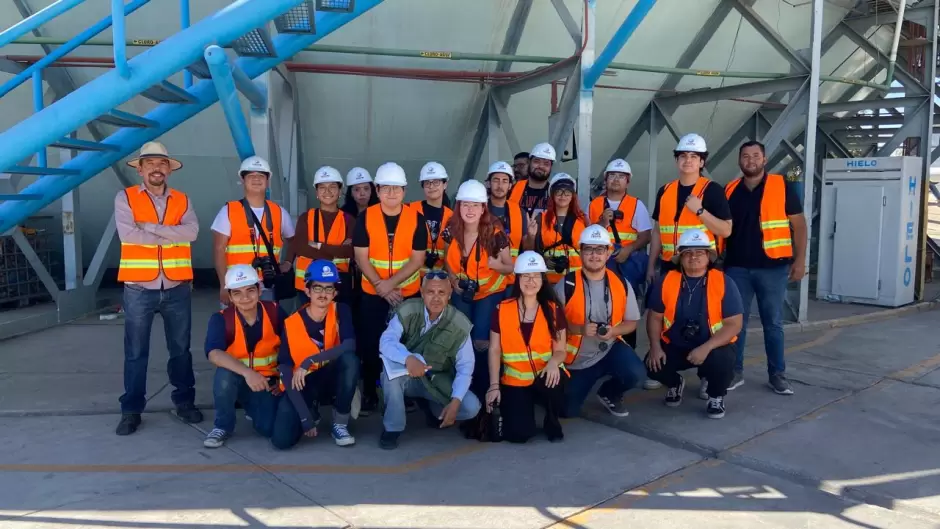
[582,271,612,325]
[517,299,542,376]
[312,209,321,244]
[241,199,278,265]
[604,197,622,245]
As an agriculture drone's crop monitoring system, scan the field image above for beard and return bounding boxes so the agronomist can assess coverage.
[147,172,166,186]
[740,166,764,178]
[530,169,549,182]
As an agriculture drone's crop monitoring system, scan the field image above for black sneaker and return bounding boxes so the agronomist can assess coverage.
[706,396,726,419]
[115,413,141,436]
[174,404,204,424]
[769,374,794,395]
[665,376,685,407]
[379,430,400,450]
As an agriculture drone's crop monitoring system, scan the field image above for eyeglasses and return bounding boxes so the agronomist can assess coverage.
[553,189,574,197]
[581,246,609,255]
[423,180,445,188]
[307,285,337,294]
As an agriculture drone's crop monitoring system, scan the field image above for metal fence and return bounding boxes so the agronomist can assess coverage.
[0,229,61,309]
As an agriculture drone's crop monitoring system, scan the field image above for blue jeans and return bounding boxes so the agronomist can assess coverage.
[563,341,646,417]
[607,247,648,295]
[212,367,279,437]
[270,350,360,450]
[725,265,789,376]
[120,283,195,414]
[450,291,504,342]
[381,371,481,433]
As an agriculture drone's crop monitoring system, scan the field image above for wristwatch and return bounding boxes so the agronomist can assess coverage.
[696,207,705,216]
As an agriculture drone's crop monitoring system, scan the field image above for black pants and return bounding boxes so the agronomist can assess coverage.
[358,293,391,399]
[499,375,567,443]
[646,341,735,398]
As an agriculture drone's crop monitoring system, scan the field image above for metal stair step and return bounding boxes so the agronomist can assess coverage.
[49,137,121,152]
[232,27,277,57]
[95,109,160,128]
[0,194,43,201]
[142,81,198,104]
[317,0,355,12]
[187,59,211,79]
[275,1,316,33]
[5,166,81,176]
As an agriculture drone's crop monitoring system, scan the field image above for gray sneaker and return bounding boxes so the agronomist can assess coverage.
[698,378,709,400]
[769,374,794,395]
[203,428,230,448]
[643,379,662,390]
[596,394,630,417]
[727,372,745,391]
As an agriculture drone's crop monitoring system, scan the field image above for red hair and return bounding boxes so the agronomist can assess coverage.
[544,188,585,227]
[447,201,503,256]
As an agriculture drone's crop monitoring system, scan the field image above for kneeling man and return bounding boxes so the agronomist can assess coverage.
[204,264,288,448]
[271,260,359,449]
[378,271,481,449]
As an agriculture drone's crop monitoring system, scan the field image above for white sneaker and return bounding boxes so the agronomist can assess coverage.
[331,423,356,447]
[698,379,709,400]
[643,379,662,390]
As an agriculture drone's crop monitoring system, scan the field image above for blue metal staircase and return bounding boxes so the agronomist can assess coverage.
[0,0,383,234]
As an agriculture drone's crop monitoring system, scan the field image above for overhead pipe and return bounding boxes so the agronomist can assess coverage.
[0,0,86,49]
[583,0,657,89]
[885,0,908,87]
[112,0,130,78]
[204,45,254,160]
[0,0,387,234]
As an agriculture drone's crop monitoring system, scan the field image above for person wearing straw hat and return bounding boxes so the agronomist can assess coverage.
[114,141,201,436]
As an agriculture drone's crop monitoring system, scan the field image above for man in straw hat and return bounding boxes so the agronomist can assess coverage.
[644,228,742,419]
[114,141,202,435]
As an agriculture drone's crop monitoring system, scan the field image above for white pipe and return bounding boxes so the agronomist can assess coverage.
[886,0,908,86]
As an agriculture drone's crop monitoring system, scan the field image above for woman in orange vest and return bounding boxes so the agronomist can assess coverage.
[487,252,568,443]
[271,260,359,450]
[645,229,742,419]
[410,161,453,275]
[525,173,587,284]
[443,180,514,400]
[203,264,289,449]
[288,166,355,305]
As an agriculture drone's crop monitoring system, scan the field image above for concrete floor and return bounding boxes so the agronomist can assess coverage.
[2,295,940,528]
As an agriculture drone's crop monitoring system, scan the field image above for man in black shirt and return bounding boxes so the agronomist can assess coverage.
[510,142,556,216]
[722,141,807,395]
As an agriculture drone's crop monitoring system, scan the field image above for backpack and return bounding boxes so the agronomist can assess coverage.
[223,301,280,349]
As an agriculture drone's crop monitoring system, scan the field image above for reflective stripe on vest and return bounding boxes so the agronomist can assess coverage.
[723,174,793,259]
[444,227,509,300]
[657,178,716,261]
[283,303,339,374]
[225,200,284,269]
[361,204,422,297]
[498,298,555,387]
[660,269,736,344]
[589,195,639,243]
[117,186,193,283]
[294,209,350,290]
[224,302,280,377]
[540,214,586,284]
[562,270,627,365]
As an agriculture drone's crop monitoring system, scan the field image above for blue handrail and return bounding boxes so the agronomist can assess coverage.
[181,0,192,88]
[205,45,255,160]
[583,0,658,89]
[0,0,86,49]
[112,0,130,78]
[32,71,45,168]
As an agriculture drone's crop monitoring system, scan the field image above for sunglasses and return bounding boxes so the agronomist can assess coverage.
[424,270,449,281]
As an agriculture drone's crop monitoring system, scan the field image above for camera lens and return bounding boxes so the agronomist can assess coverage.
[597,324,608,336]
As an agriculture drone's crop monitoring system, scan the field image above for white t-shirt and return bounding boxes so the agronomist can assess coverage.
[607,198,652,233]
[210,203,295,240]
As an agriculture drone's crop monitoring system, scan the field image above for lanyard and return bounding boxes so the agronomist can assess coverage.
[583,272,612,325]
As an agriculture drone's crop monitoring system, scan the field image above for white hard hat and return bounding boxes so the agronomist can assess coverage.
[514,251,548,274]
[419,161,448,182]
[487,161,514,179]
[346,167,372,186]
[675,133,708,153]
[313,166,343,186]
[455,180,488,203]
[549,173,576,190]
[224,264,259,290]
[579,224,613,247]
[530,142,557,162]
[605,158,632,175]
[374,162,408,186]
[673,228,716,263]
[239,155,271,176]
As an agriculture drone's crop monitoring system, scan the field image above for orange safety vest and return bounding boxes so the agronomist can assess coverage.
[496,201,525,259]
[362,204,422,297]
[410,201,453,272]
[657,177,716,262]
[723,173,793,259]
[294,209,350,290]
[497,298,557,387]
[117,186,193,282]
[508,181,526,205]
[589,195,639,244]
[282,303,340,374]
[444,228,508,300]
[222,301,280,377]
[562,270,627,364]
[660,269,736,344]
[225,200,284,268]
[540,214,586,284]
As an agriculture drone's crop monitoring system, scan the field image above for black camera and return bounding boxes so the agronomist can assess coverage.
[252,256,277,288]
[596,323,609,336]
[458,278,478,303]
[681,319,701,342]
[424,252,440,269]
[552,255,570,274]
[612,210,625,221]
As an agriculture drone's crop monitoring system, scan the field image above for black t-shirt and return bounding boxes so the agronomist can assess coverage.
[519,184,550,215]
[489,203,508,227]
[652,179,732,271]
[352,209,429,251]
[724,175,803,269]
[648,273,743,350]
[421,201,445,248]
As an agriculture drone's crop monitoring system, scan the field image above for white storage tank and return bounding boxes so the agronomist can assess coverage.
[817,157,922,307]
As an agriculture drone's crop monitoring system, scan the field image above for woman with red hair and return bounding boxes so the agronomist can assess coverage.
[522,173,587,284]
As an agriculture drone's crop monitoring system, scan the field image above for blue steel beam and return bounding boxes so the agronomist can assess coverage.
[0,0,86,49]
[230,62,268,110]
[205,45,255,160]
[112,0,130,78]
[0,0,150,98]
[32,70,46,169]
[181,0,192,88]
[0,1,385,233]
[582,0,657,89]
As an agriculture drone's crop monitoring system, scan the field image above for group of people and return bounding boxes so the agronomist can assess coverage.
[112,131,807,449]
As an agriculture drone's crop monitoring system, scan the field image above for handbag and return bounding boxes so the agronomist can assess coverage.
[242,200,296,300]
